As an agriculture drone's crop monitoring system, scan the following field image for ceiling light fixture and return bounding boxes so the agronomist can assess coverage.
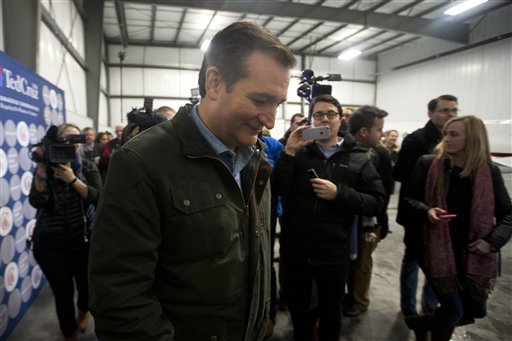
[444,0,488,16]
[200,39,211,52]
[337,49,361,61]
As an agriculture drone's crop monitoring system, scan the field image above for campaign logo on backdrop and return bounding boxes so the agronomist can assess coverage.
[0,50,66,339]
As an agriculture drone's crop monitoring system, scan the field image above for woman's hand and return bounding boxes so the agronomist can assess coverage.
[468,239,493,255]
[52,163,76,184]
[427,207,455,224]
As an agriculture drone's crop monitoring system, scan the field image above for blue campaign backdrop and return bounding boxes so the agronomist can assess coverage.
[0,51,66,339]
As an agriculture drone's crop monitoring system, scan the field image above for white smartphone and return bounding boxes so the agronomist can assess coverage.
[301,126,330,140]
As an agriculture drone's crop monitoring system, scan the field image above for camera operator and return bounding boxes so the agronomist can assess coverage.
[29,123,102,341]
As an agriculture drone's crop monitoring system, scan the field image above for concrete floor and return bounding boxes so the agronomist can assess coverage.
[7,192,512,341]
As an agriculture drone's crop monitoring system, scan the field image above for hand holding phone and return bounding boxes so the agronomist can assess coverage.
[301,126,330,140]
[307,168,319,179]
[439,214,457,219]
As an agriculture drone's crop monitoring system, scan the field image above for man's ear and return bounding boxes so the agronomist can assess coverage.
[360,126,369,138]
[204,66,223,100]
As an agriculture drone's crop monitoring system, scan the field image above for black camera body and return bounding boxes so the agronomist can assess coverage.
[122,97,167,145]
[30,125,85,166]
[297,69,342,103]
[126,97,166,131]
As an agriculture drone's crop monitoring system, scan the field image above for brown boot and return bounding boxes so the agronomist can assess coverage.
[431,317,455,341]
[76,310,90,332]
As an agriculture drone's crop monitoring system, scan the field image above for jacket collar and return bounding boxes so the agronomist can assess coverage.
[173,104,272,203]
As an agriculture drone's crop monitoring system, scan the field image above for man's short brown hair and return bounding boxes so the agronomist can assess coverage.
[198,21,296,97]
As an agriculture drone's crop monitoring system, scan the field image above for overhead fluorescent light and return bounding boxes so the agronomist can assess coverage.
[337,49,361,61]
[444,0,488,16]
[200,39,211,52]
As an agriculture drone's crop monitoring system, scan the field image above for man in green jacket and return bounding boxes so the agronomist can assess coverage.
[88,21,296,341]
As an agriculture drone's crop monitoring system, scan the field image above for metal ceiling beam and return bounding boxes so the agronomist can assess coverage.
[173,8,187,44]
[286,21,324,47]
[277,18,300,37]
[316,26,367,54]
[149,5,156,42]
[196,12,218,46]
[123,0,470,43]
[361,32,405,55]
[114,0,129,47]
[298,24,348,53]
[368,36,420,56]
[391,0,423,15]
[364,0,392,13]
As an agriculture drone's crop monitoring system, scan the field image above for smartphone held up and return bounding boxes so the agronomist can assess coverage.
[301,126,330,140]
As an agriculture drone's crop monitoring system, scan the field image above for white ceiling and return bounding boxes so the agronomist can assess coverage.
[103,0,511,59]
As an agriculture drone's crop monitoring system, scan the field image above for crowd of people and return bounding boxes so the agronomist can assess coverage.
[28,20,511,341]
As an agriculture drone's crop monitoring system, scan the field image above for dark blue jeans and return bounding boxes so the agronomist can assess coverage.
[33,243,90,337]
[400,226,437,316]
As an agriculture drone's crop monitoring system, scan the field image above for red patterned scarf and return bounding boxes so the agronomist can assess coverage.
[423,156,498,298]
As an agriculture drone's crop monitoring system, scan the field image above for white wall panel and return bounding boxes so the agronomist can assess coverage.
[41,0,85,58]
[109,45,145,64]
[100,62,107,91]
[180,48,205,69]
[376,38,511,165]
[331,82,375,106]
[38,24,87,120]
[144,47,203,69]
[307,55,376,81]
[119,68,145,95]
[143,46,181,66]
[98,93,109,126]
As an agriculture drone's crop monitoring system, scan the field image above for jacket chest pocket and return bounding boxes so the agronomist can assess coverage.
[166,182,244,261]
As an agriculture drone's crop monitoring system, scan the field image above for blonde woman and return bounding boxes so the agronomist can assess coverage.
[405,116,512,340]
[382,129,400,165]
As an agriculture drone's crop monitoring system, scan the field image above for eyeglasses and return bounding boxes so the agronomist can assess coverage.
[435,108,459,114]
[312,111,339,120]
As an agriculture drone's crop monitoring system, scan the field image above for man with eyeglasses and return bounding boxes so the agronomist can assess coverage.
[394,94,458,339]
[273,94,385,340]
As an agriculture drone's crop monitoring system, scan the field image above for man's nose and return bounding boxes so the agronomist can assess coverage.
[260,110,276,129]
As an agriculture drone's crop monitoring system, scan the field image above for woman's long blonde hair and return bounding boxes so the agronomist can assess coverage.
[435,115,491,177]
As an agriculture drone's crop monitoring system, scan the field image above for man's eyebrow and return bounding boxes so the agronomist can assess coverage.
[250,92,287,103]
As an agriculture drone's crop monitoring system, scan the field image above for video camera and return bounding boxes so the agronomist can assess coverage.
[30,125,85,166]
[297,69,342,103]
[122,97,167,145]
[126,97,167,132]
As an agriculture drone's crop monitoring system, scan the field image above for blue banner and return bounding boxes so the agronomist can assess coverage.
[0,50,66,339]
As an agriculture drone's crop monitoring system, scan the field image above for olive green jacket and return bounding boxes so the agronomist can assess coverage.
[89,105,272,341]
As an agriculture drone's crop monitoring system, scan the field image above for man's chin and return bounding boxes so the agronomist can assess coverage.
[243,135,259,146]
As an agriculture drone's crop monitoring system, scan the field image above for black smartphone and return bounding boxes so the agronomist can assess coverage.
[307,168,319,178]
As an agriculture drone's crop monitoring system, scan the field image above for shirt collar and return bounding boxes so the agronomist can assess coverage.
[190,105,255,174]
